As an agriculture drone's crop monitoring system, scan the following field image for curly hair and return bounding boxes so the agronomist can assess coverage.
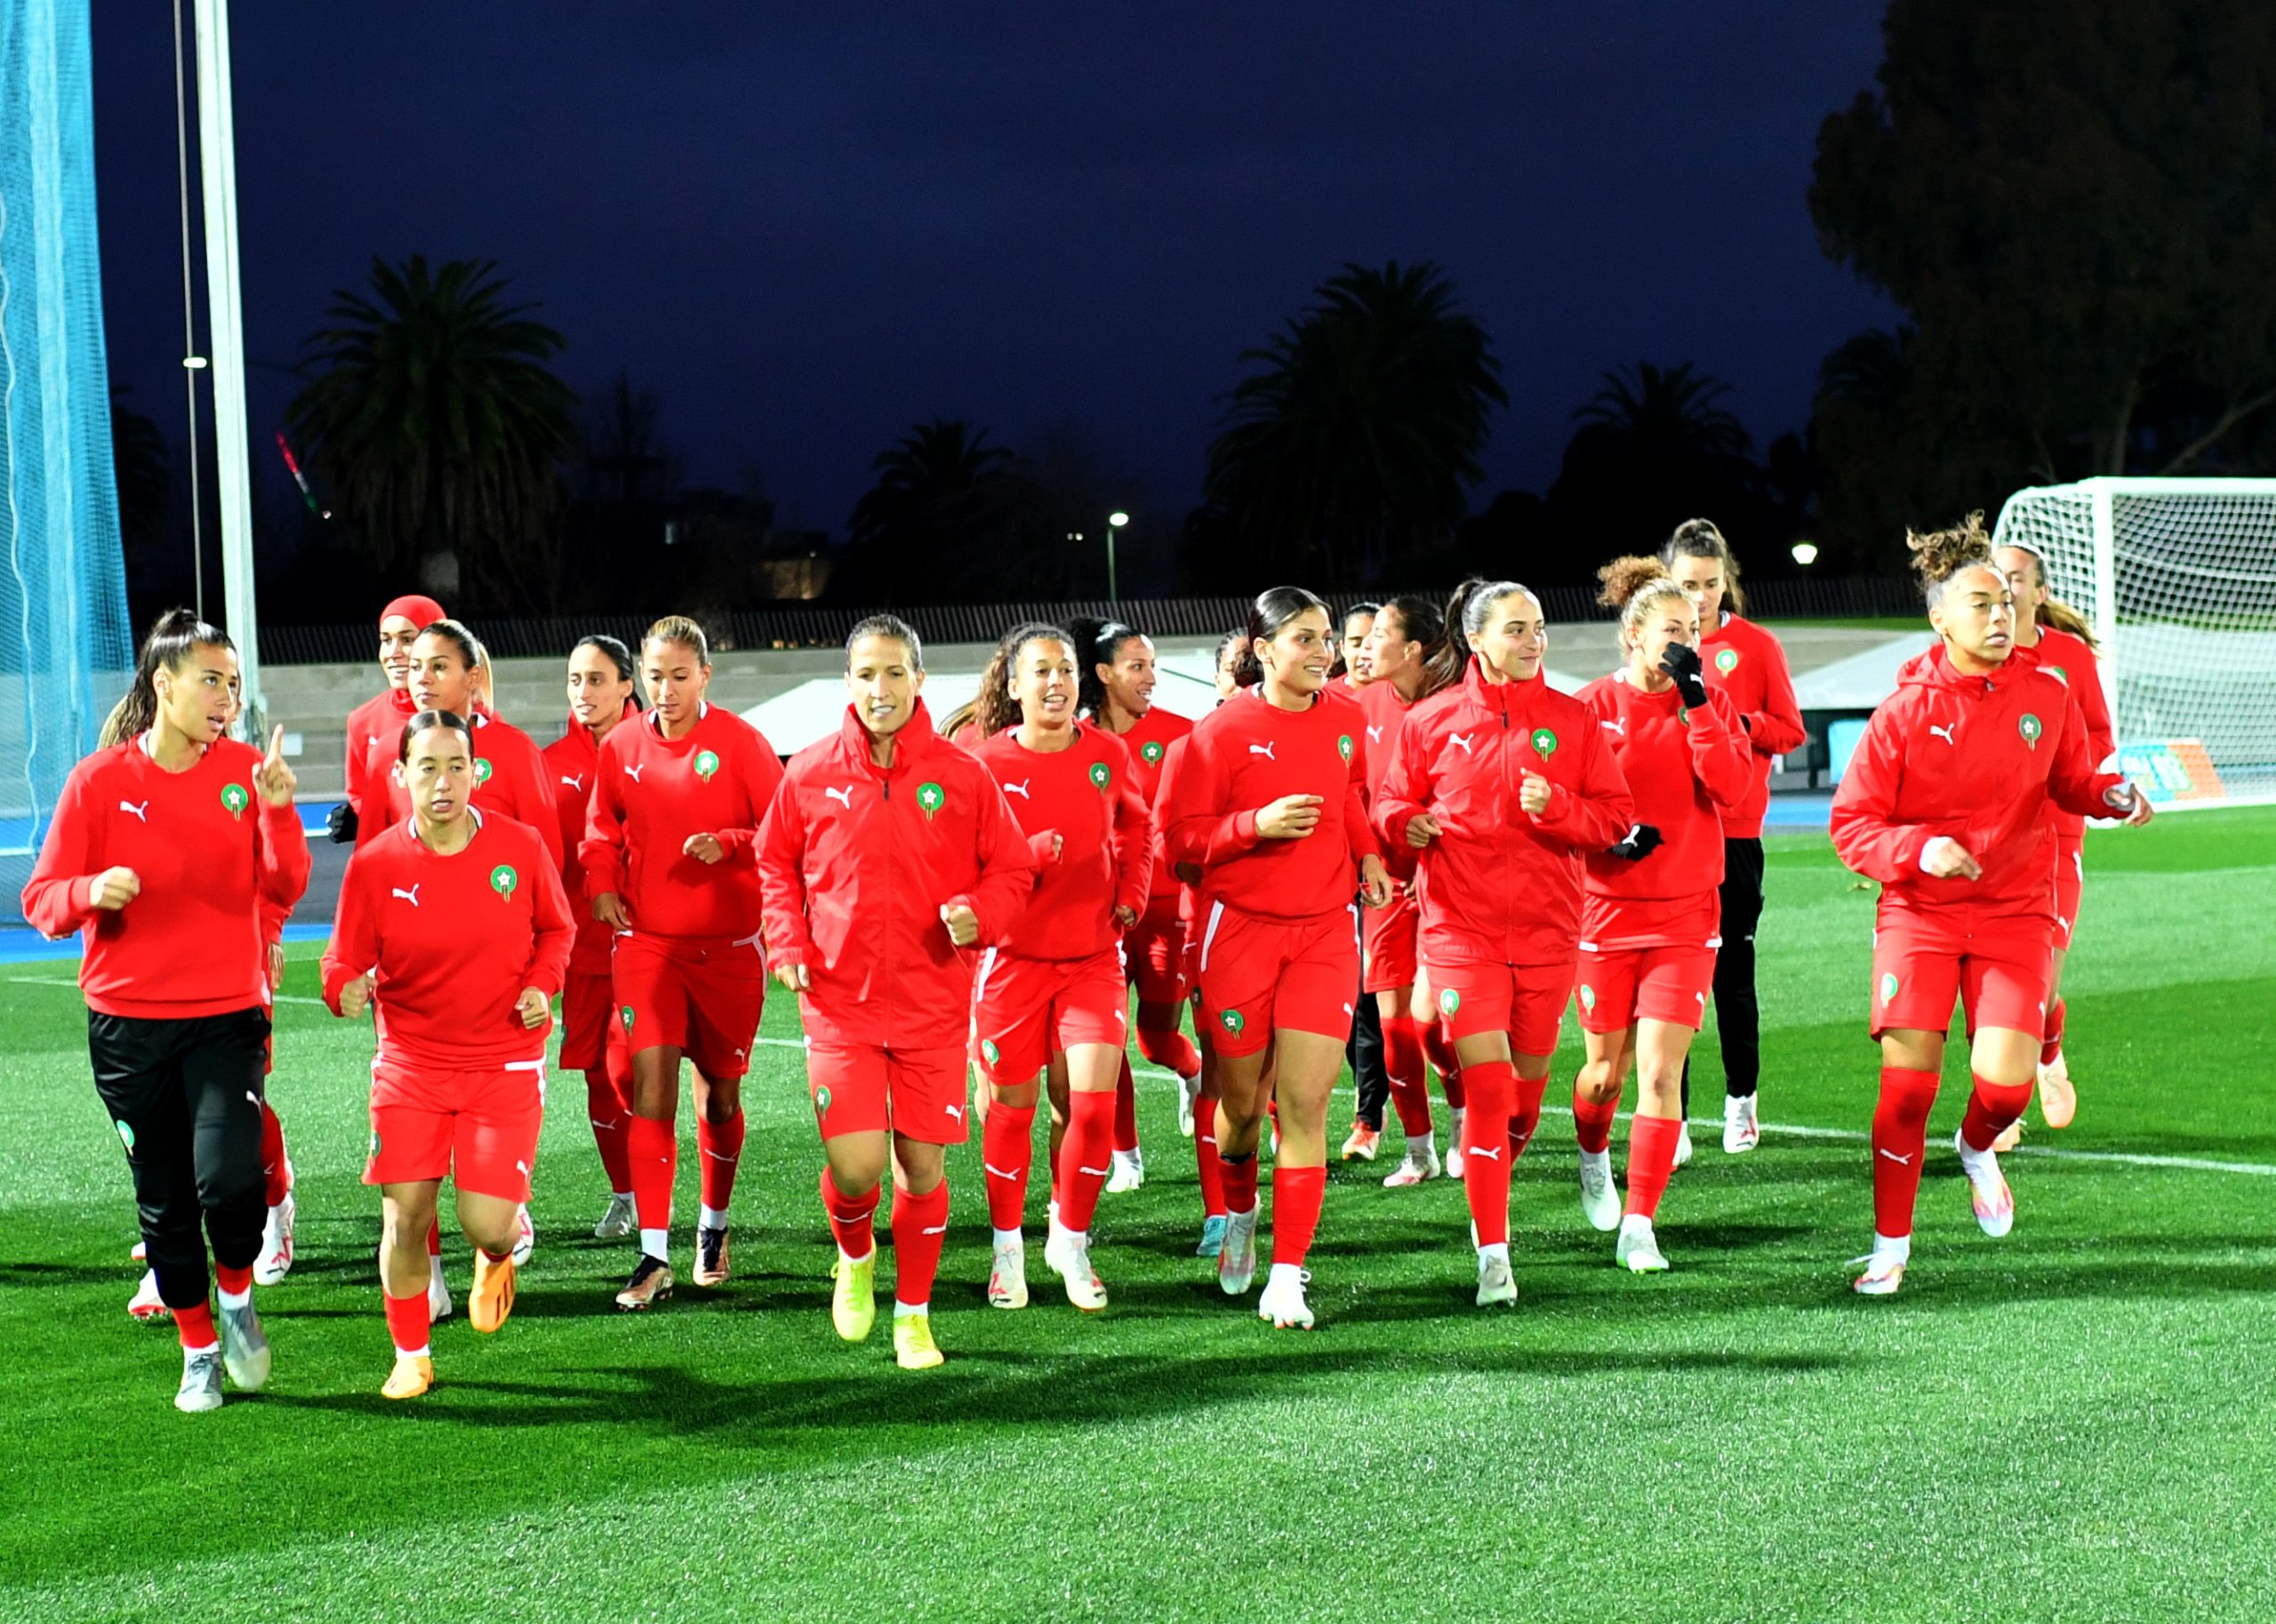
[976,621,1077,740]
[1597,555,1690,639]
[1907,511,1998,607]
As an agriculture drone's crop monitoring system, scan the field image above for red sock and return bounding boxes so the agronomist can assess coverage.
[1135,1007,1201,1079]
[981,1101,1037,1232]
[426,1216,442,1259]
[1460,1060,1517,1246]
[1196,1104,1226,1219]
[1112,1053,1141,1155]
[260,1100,291,1206]
[1624,1112,1680,1220]
[587,1069,632,1193]
[214,1261,252,1298]
[1424,1021,1466,1109]
[174,1301,218,1352]
[1509,1071,1549,1158]
[626,1114,677,1233]
[2040,997,2066,1068]
[891,1180,950,1308]
[383,1289,430,1356]
[1270,1164,1326,1268]
[1220,1149,1260,1215]
[697,1110,746,1214]
[1961,1073,2034,1152]
[1058,1089,1117,1233]
[1871,1067,1941,1237]
[819,1165,880,1260]
[1381,1012,1433,1136]
[1572,1086,1618,1155]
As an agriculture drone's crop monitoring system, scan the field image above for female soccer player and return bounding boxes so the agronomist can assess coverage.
[1572,559,1753,1273]
[969,626,1152,1309]
[1832,517,2148,1295]
[325,709,574,1398]
[335,594,445,844]
[1337,603,1379,688]
[541,635,643,1236]
[1662,520,1807,1157]
[758,615,1038,1369]
[24,610,309,1411]
[1377,580,1634,1305]
[582,617,783,1308]
[1993,539,2115,1140]
[1164,588,1393,1330]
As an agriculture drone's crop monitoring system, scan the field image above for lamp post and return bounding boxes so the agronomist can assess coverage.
[1791,540,1820,566]
[1107,511,1130,604]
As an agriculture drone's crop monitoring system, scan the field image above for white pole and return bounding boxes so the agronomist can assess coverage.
[192,0,261,736]
[2088,481,2120,742]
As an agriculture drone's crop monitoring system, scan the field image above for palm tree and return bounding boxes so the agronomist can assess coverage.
[1575,361,1753,464]
[1204,261,1506,584]
[286,255,577,609]
[844,420,1021,602]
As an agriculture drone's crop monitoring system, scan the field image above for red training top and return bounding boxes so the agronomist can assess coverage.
[23,736,311,1020]
[2019,627,2115,844]
[1357,677,1424,880]
[343,687,416,819]
[1375,660,1634,968]
[1699,613,1807,839]
[970,720,1152,959]
[371,711,562,871]
[1100,704,1194,900]
[321,810,573,1068]
[541,701,638,976]
[757,700,1040,1047]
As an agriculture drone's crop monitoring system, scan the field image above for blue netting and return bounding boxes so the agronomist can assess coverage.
[0,0,132,922]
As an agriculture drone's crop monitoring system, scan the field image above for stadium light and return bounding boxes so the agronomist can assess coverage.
[1791,540,1820,567]
[1107,511,1130,604]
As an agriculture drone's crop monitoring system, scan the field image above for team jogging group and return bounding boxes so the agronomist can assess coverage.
[21,512,2150,1412]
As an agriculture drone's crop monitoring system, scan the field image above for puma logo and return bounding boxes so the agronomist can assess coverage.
[622,764,645,783]
[1469,1145,1503,1162]
[1247,742,1276,760]
[1004,780,1031,799]
[1078,1164,1111,1178]
[392,885,421,908]
[823,785,854,809]
[559,773,584,792]
[944,1102,964,1123]
[1447,733,1475,756]
[1878,1148,1913,1165]
[1599,718,1627,737]
[118,800,148,822]
[983,1162,1021,1180]
[1366,725,1382,742]
[1928,724,1958,747]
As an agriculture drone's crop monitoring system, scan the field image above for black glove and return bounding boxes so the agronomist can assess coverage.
[326,802,359,844]
[1659,643,1711,709]
[1606,823,1663,861]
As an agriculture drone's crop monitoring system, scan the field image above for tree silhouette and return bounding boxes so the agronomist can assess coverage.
[843,420,1021,603]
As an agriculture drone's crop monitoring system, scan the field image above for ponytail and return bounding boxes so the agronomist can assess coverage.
[2039,595,2099,650]
[105,608,234,748]
[1418,580,1485,696]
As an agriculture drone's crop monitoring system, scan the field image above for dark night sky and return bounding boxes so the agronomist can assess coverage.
[91,2,1895,541]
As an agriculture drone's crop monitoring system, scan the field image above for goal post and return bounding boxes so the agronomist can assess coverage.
[1992,476,2276,810]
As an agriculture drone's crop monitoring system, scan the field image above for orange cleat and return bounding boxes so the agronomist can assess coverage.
[468,1252,517,1334]
[382,1354,434,1401]
[2037,1055,2076,1129]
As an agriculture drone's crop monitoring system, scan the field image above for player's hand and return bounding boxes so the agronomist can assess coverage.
[1172,859,1204,888]
[773,961,811,993]
[1919,836,1983,879]
[593,892,630,930]
[1519,772,1553,815]
[1258,794,1325,839]
[683,833,725,865]
[253,726,298,806]
[88,867,140,910]
[515,987,549,1029]
[1047,832,1065,863]
[1113,903,1140,928]
[941,902,981,947]
[1659,644,1711,709]
[1606,824,1664,862]
[2106,782,2154,828]
[267,941,286,992]
[1358,854,1393,908]
[1405,811,1443,849]
[339,972,375,1019]
[325,802,358,844]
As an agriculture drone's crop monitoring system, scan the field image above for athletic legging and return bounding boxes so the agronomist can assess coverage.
[1680,836,1765,1113]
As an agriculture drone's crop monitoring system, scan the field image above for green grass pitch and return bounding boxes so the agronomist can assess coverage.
[3,812,2273,1622]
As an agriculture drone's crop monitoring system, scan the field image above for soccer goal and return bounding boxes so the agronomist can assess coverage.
[1992,476,2276,809]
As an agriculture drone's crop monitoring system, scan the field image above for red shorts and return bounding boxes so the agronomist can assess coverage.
[364,1053,545,1202]
[973,946,1129,1084]
[1575,945,1718,1033]
[1362,890,1420,994]
[1125,894,1188,1005]
[558,968,629,1081]
[1871,908,2052,1040]
[1195,900,1360,1058]
[612,931,765,1081]
[2053,838,2084,949]
[806,1040,970,1145]
[1427,956,1574,1056]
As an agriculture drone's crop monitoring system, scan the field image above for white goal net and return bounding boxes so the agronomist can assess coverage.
[1992,477,2276,808]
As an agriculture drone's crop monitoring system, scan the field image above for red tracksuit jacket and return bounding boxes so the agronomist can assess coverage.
[541,704,639,977]
[371,711,562,871]
[1103,704,1193,901]
[1830,644,2124,923]
[322,810,573,1069]
[23,737,312,1019]
[344,687,416,819]
[581,703,785,946]
[970,721,1152,960]
[1577,671,1753,942]
[2020,628,2116,845]
[1374,661,1635,968]
[1161,685,1382,923]
[1358,678,1425,881]
[757,701,1040,1047]
[1700,613,1808,839]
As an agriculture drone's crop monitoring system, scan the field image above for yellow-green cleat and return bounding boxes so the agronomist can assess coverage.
[831,1250,877,1342]
[894,1308,944,1370]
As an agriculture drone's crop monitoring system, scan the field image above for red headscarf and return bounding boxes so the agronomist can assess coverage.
[380,594,446,630]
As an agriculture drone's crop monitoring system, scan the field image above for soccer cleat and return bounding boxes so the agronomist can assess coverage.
[831,1250,878,1341]
[1615,1214,1670,1274]
[1257,1266,1314,1329]
[693,1225,732,1287]
[128,1269,169,1323]
[428,1257,453,1324]
[1956,1131,2016,1238]
[1341,1123,1381,1162]
[469,1251,517,1333]
[1105,1148,1145,1195]
[1196,1213,1229,1258]
[894,1309,945,1370]
[1672,1124,1695,1168]
[592,1192,637,1240]
[130,1239,147,1262]
[613,1253,674,1311]
[1217,1205,1260,1296]
[219,1300,272,1390]
[1851,1250,1908,1297]
[1446,1108,1468,1180]
[2038,1054,2077,1130]
[1476,1249,1518,1308]
[1044,1222,1109,1311]
[381,1353,435,1401]
[1992,1116,2026,1154]
[253,1193,295,1286]
[175,1347,224,1413]
[1177,1075,1200,1138]
[1382,1140,1440,1188]
[988,1236,1029,1310]
[1722,1094,1760,1155]
[1577,1149,1622,1233]
[511,1206,535,1267]
[1269,1124,1279,1159]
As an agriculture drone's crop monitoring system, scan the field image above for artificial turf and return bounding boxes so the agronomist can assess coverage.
[2,812,2272,1622]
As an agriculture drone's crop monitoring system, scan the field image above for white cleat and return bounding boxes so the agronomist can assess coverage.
[1852,1242,1910,1296]
[1177,1075,1200,1138]
[1578,1148,1622,1232]
[1722,1094,1760,1155]
[1672,1124,1695,1168]
[1955,1130,2016,1238]
[1445,1108,1468,1179]
[511,1205,535,1266]
[175,1346,224,1413]
[1217,1205,1260,1296]
[218,1300,272,1390]
[253,1193,295,1286]
[1382,1140,1440,1188]
[428,1255,453,1324]
[1043,1220,1109,1311]
[1105,1148,1145,1195]
[128,1268,169,1323]
[987,1236,1029,1309]
[1475,1247,1518,1308]
[1615,1214,1670,1273]
[1257,1264,1314,1329]
[592,1192,637,1240]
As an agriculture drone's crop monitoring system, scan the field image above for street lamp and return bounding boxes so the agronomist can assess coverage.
[1791,540,1820,567]
[1106,511,1130,604]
